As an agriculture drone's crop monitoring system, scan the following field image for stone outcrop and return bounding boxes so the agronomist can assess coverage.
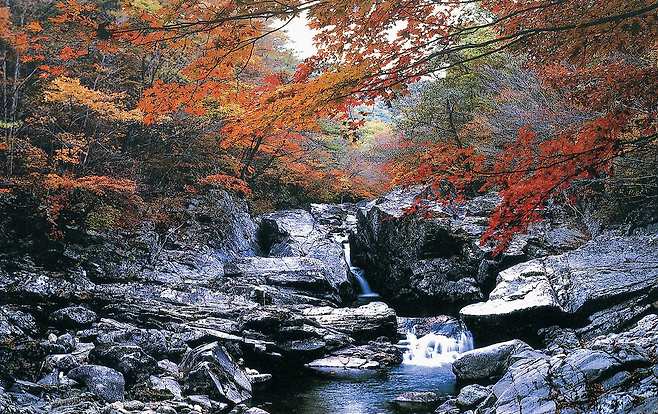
[452,339,533,383]
[445,314,658,414]
[352,186,588,312]
[0,191,373,414]
[461,232,658,344]
[301,302,397,341]
[257,205,359,303]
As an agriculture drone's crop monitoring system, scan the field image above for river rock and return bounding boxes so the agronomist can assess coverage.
[67,364,125,402]
[452,339,532,383]
[460,233,658,344]
[393,391,441,412]
[302,301,397,341]
[180,342,252,405]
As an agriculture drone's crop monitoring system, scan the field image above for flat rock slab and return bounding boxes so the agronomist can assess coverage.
[302,301,397,341]
[224,257,333,292]
[461,233,658,343]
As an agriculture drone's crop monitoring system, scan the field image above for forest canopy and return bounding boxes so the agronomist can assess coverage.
[1,0,657,251]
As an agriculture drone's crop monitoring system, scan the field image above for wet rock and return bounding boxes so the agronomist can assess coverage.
[452,339,532,383]
[50,306,97,329]
[306,339,403,372]
[456,384,490,409]
[461,233,658,344]
[67,364,125,402]
[180,342,252,405]
[301,301,397,341]
[393,391,441,412]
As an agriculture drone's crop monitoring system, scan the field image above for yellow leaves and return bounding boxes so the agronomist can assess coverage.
[44,77,143,122]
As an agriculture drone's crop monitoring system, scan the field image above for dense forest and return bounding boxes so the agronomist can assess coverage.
[1,0,656,250]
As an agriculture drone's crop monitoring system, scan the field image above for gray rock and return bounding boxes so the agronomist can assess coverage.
[50,306,97,328]
[224,257,335,298]
[306,339,402,373]
[456,384,490,408]
[302,301,397,341]
[453,339,533,383]
[461,233,658,343]
[89,344,158,383]
[434,399,460,414]
[56,333,76,353]
[180,342,252,405]
[258,206,357,302]
[67,364,125,402]
[133,375,183,400]
[393,391,441,412]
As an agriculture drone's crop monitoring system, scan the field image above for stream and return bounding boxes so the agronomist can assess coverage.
[255,240,476,414]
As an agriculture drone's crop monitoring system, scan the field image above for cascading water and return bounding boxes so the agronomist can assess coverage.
[339,238,380,301]
[399,328,474,366]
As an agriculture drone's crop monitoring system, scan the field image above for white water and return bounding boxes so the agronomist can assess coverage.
[399,329,474,367]
[341,240,379,299]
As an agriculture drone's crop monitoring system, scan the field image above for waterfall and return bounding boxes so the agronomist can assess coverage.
[340,239,379,299]
[399,328,474,367]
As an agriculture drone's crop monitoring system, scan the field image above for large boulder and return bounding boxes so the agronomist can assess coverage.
[461,233,658,344]
[352,187,587,313]
[452,339,533,384]
[451,315,658,414]
[306,339,403,373]
[224,257,338,303]
[302,302,397,341]
[180,342,252,405]
[67,364,125,402]
[257,206,356,302]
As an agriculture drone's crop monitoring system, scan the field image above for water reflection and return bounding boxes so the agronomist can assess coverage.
[255,364,456,414]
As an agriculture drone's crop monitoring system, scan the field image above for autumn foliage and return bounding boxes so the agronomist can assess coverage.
[1,0,656,248]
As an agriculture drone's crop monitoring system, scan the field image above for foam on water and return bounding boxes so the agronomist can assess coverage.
[400,329,474,367]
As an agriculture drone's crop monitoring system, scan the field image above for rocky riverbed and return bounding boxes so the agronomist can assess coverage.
[1,187,657,414]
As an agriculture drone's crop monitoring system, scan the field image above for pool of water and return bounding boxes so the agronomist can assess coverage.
[254,364,456,414]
